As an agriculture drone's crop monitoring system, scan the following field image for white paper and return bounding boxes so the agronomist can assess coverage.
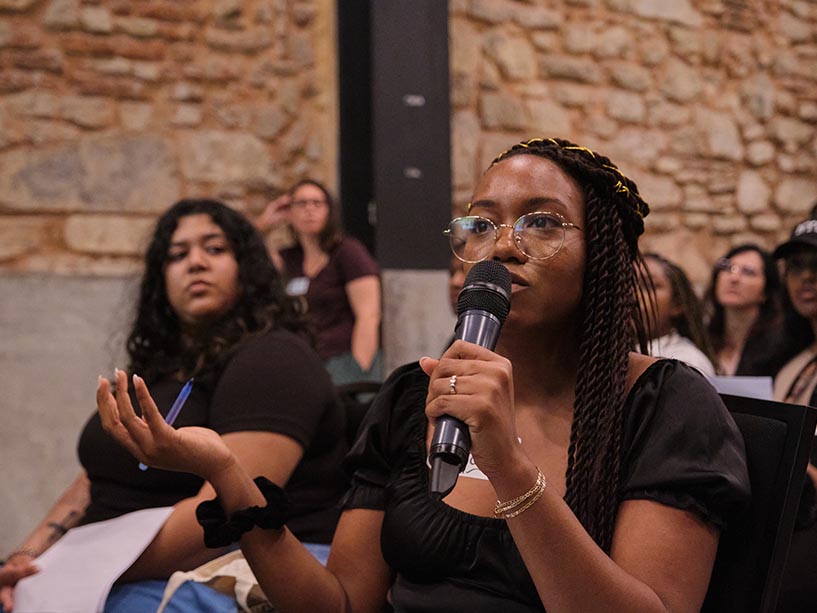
[708,375,774,401]
[14,506,174,613]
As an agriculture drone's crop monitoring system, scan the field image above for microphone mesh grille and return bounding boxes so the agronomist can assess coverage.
[456,261,512,323]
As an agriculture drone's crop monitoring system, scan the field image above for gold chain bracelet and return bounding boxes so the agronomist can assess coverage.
[495,468,547,519]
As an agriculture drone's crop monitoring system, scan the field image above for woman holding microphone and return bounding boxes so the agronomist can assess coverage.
[99,139,748,612]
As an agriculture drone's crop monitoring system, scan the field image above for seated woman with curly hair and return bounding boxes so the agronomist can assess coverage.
[1,199,345,612]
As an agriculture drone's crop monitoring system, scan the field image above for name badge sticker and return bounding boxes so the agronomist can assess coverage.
[286,276,310,296]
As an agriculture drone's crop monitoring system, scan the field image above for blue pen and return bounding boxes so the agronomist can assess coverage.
[138,378,195,471]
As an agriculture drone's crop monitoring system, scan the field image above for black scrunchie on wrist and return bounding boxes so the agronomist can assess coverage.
[196,476,289,548]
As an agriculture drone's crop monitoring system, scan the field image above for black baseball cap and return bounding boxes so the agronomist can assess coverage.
[773,219,817,259]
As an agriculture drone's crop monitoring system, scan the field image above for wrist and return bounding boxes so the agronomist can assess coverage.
[255,219,273,233]
[5,547,40,562]
[197,476,289,548]
[487,453,540,501]
[205,456,243,491]
[495,467,547,519]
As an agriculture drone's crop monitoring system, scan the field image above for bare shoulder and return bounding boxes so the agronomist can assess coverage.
[627,352,658,391]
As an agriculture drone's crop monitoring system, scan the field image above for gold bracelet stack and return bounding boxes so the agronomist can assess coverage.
[494,469,547,519]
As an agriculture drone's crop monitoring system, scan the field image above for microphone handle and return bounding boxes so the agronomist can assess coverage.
[429,309,502,496]
[454,309,502,351]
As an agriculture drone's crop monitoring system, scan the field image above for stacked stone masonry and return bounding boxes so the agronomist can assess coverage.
[0,0,336,275]
[450,0,817,285]
[0,0,816,286]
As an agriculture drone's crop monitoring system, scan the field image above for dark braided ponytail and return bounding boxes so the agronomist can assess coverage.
[491,138,651,551]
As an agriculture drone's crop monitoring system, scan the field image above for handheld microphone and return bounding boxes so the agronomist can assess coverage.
[429,260,512,496]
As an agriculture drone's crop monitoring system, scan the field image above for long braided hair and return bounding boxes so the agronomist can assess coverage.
[491,137,651,552]
[127,198,306,383]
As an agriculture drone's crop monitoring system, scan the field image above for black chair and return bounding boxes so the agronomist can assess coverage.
[702,394,816,613]
[335,381,382,447]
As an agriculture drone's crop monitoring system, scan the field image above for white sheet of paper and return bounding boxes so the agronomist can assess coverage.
[14,506,174,613]
[708,375,774,401]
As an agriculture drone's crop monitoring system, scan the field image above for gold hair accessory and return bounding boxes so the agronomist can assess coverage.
[613,180,631,196]
[563,145,597,157]
[489,137,650,234]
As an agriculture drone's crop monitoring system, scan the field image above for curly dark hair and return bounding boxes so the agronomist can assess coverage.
[289,179,343,252]
[126,198,305,382]
[704,243,782,357]
[643,252,717,367]
[491,137,651,552]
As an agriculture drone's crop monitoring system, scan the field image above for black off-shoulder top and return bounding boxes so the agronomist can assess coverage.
[341,359,750,612]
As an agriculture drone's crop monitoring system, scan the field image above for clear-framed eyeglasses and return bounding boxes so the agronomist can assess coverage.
[714,258,761,278]
[444,211,583,263]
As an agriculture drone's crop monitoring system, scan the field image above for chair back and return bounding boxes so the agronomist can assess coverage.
[702,394,816,613]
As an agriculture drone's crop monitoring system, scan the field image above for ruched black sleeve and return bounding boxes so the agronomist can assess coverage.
[620,360,751,528]
[341,363,429,510]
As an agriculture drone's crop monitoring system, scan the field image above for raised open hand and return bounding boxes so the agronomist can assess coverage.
[256,193,292,232]
[97,370,236,481]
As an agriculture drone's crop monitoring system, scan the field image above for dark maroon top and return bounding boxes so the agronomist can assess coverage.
[280,237,379,360]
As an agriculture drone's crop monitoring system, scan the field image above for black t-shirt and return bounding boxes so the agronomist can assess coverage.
[341,360,751,611]
[78,328,347,543]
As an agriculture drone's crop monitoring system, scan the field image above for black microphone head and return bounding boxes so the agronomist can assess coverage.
[456,260,512,324]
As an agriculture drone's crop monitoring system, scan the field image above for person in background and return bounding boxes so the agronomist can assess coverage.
[642,253,716,376]
[100,137,749,612]
[704,243,786,377]
[0,199,345,612]
[771,218,817,612]
[772,219,817,408]
[257,180,382,385]
[448,255,466,314]
[441,255,467,352]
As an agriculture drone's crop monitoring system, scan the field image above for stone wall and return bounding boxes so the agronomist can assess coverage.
[450,0,817,285]
[4,0,815,286]
[0,0,337,275]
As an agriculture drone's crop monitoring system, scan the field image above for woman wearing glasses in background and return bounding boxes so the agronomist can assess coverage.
[704,243,786,377]
[257,179,382,385]
[99,138,750,612]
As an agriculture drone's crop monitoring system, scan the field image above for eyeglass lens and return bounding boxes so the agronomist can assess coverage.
[716,258,760,278]
[291,199,326,208]
[446,213,566,262]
